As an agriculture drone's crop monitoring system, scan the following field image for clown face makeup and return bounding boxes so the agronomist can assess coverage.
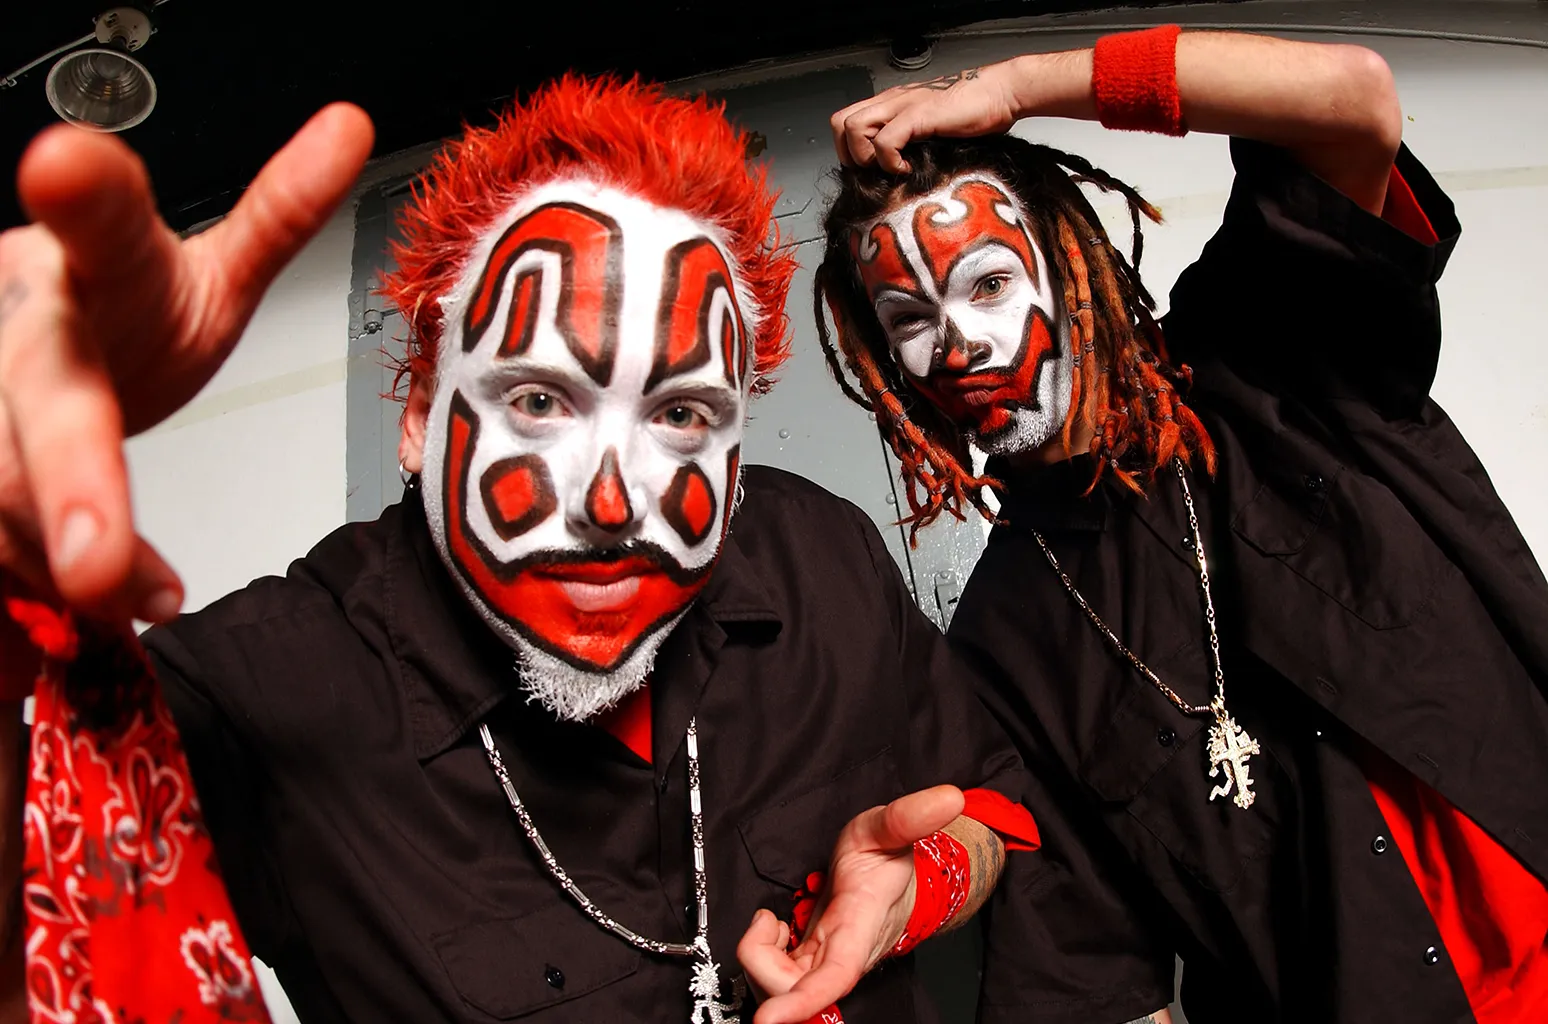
[420,180,750,721]
[853,173,1072,455]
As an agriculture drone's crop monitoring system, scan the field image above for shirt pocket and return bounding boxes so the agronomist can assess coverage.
[1077,642,1282,893]
[1232,455,1445,629]
[737,748,902,891]
[432,887,641,1020]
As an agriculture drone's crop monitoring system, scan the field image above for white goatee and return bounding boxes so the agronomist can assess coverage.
[511,608,687,722]
[970,340,1074,456]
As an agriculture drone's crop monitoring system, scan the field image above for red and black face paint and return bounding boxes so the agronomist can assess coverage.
[421,183,752,681]
[852,174,1067,447]
[463,202,624,384]
[649,237,745,393]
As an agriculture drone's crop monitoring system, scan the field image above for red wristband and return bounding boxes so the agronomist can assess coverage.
[888,830,970,957]
[1092,25,1188,136]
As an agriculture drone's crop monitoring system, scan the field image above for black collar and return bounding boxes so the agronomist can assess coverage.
[990,453,1114,535]
[385,491,783,762]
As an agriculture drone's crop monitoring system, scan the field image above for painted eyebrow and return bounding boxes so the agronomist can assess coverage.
[485,358,595,396]
[643,378,740,406]
[875,292,936,311]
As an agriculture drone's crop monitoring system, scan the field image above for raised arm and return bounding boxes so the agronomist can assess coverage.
[831,29,1402,213]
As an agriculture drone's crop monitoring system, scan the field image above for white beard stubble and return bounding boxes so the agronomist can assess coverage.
[967,320,1075,457]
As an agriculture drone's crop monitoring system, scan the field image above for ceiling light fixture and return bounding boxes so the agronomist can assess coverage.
[2,6,162,133]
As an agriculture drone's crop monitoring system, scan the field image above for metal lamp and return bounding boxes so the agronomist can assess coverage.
[44,7,157,132]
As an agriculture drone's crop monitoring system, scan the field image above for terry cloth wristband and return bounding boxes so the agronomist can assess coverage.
[1092,25,1188,136]
[888,830,971,957]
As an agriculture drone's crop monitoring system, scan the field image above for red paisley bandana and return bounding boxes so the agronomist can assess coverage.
[4,589,271,1023]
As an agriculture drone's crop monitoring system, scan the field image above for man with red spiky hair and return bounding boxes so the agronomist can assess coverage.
[0,77,1037,1023]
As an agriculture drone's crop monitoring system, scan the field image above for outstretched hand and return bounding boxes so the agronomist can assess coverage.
[736,785,965,1024]
[0,104,373,625]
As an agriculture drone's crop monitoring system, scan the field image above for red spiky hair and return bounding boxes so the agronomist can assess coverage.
[381,74,795,396]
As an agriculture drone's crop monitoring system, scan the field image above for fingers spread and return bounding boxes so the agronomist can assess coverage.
[198,103,375,310]
[16,126,177,286]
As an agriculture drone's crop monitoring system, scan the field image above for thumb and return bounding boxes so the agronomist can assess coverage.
[855,785,965,852]
[192,102,374,316]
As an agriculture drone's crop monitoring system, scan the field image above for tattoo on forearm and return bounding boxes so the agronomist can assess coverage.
[967,831,1004,904]
[1122,1015,1161,1024]
[904,68,981,91]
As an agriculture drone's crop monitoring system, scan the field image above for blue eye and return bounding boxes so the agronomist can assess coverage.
[513,391,564,417]
[658,405,707,430]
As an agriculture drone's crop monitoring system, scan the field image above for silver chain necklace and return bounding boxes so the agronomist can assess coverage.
[1029,459,1260,809]
[478,718,744,1022]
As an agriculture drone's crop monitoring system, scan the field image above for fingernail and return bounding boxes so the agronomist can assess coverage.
[54,507,100,573]
[139,587,182,623]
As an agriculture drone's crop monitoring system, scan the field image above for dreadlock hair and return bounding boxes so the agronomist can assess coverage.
[814,135,1215,543]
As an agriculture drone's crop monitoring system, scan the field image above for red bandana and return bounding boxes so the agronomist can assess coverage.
[4,588,271,1023]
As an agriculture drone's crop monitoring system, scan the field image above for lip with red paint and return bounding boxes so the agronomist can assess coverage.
[919,372,1026,430]
[530,557,660,613]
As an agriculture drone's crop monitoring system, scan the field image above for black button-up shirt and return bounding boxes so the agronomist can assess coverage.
[957,140,1548,1023]
[144,467,1026,1023]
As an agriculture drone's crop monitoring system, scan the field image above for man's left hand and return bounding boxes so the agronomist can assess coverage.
[735,785,965,1024]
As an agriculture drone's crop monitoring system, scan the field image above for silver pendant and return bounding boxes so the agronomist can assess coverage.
[1207,709,1261,809]
[689,944,744,1024]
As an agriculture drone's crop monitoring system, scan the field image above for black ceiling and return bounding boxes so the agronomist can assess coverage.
[1,1,1188,231]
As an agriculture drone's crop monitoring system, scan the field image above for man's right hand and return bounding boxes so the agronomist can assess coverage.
[0,103,373,625]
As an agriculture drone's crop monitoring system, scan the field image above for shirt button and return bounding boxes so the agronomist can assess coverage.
[544,965,565,989]
[1424,946,1441,966]
[1157,726,1176,747]
[1304,472,1326,493]
[1181,536,1195,551]
[1372,835,1389,855]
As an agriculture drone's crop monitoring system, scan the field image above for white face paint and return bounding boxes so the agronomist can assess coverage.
[853,172,1072,455]
[420,179,751,721]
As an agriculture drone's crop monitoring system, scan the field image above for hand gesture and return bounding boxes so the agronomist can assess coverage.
[0,104,373,624]
[736,785,965,1024]
[829,61,1029,172]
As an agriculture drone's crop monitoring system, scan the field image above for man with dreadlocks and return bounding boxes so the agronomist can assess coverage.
[817,25,1548,1024]
[0,76,1040,1023]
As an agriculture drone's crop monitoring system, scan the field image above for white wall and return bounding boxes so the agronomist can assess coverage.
[125,204,355,613]
[114,3,1547,1021]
